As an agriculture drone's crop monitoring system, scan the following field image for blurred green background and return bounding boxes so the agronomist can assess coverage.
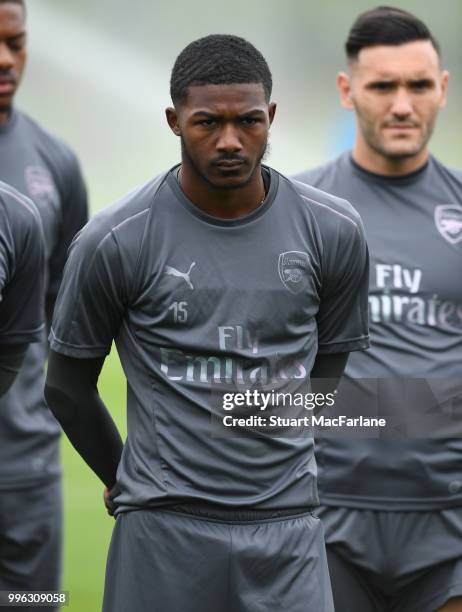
[15,0,462,610]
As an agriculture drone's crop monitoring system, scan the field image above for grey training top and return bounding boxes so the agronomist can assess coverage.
[0,109,88,489]
[0,183,44,346]
[294,153,462,510]
[50,165,369,512]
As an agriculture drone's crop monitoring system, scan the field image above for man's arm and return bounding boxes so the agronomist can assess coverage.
[0,192,46,395]
[46,156,88,330]
[44,350,123,489]
[0,343,28,396]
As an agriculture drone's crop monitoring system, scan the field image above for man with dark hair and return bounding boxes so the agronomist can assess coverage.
[0,184,44,396]
[45,34,369,611]
[295,6,462,612]
[0,0,88,607]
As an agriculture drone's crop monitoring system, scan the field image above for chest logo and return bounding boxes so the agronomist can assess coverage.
[434,204,462,245]
[278,251,310,294]
[165,262,196,290]
[24,166,57,209]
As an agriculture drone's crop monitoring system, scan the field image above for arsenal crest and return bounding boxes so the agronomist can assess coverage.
[278,251,310,294]
[434,204,462,245]
[25,166,57,210]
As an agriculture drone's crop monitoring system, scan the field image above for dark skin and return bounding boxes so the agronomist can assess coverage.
[0,2,26,124]
[166,83,276,219]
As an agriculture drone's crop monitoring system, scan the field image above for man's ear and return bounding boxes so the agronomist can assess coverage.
[165,107,181,136]
[336,71,354,110]
[438,70,449,109]
[268,102,277,125]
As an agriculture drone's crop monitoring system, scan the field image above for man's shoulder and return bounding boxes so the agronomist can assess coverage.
[0,182,43,258]
[16,110,80,169]
[0,181,41,230]
[280,166,362,232]
[430,156,462,186]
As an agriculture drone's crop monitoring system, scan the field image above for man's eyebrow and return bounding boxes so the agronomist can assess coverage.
[407,78,435,85]
[238,110,266,118]
[191,111,222,118]
[191,109,266,118]
[365,76,436,86]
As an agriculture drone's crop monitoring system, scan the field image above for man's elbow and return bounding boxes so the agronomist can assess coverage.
[44,382,74,426]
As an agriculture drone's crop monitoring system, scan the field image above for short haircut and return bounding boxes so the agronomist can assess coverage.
[170,34,272,106]
[346,6,440,61]
[0,0,25,10]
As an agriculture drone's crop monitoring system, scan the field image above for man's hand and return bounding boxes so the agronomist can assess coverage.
[103,487,116,517]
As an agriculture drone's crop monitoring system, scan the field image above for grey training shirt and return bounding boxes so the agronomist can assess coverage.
[295,153,462,510]
[50,165,369,511]
[0,183,44,346]
[0,109,88,489]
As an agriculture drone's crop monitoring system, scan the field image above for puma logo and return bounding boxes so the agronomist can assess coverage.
[164,262,196,290]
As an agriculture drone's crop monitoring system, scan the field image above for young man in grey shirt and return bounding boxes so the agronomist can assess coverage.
[0,0,88,605]
[46,34,369,611]
[295,7,462,612]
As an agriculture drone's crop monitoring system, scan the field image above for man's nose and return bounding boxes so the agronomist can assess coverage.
[390,87,413,119]
[0,43,14,71]
[216,124,242,153]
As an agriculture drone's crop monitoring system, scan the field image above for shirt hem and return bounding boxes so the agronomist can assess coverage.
[317,336,370,355]
[319,492,462,511]
[49,334,110,358]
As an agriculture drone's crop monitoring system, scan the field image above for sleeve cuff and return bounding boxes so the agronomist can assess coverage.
[317,335,370,355]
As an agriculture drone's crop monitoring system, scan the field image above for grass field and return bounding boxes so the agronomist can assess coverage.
[61,348,126,612]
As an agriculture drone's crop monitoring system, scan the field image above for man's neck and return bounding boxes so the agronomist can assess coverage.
[352,141,429,177]
[178,163,266,220]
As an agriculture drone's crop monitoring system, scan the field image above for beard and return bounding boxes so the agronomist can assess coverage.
[180,136,269,191]
[357,110,436,161]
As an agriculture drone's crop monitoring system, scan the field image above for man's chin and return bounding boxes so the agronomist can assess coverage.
[206,169,256,190]
[378,141,426,161]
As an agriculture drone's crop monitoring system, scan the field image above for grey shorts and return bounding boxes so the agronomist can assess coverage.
[316,505,462,612]
[0,478,62,612]
[103,507,334,612]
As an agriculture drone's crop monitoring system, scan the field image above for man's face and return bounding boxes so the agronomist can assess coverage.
[0,3,26,114]
[166,83,276,190]
[339,41,448,160]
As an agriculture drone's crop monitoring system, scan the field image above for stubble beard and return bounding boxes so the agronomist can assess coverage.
[180,136,269,191]
[360,113,436,161]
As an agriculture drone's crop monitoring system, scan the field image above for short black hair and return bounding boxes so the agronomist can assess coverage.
[170,34,272,106]
[0,0,25,9]
[346,6,440,61]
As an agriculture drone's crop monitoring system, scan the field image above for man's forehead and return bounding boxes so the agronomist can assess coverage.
[183,83,267,111]
[353,40,440,75]
[0,3,26,34]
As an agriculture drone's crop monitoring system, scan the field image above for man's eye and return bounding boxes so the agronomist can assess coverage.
[241,117,258,125]
[410,80,432,92]
[8,41,24,52]
[199,119,216,127]
[372,82,394,91]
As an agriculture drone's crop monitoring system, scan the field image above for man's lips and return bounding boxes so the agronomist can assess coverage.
[213,159,246,168]
[0,78,15,95]
[383,124,419,130]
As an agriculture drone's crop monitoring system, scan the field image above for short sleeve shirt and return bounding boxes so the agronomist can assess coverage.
[50,166,369,511]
